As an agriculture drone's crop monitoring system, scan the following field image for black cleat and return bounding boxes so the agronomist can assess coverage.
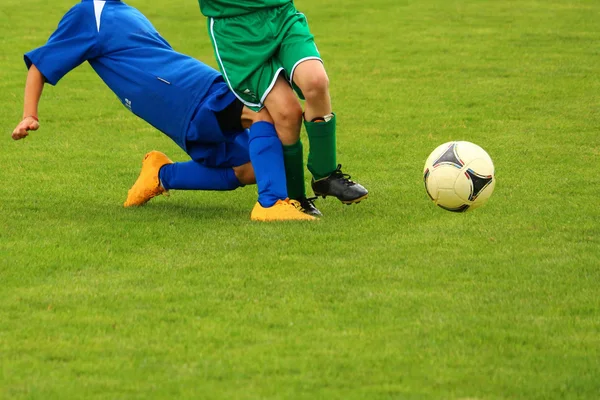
[292,196,323,217]
[311,164,368,204]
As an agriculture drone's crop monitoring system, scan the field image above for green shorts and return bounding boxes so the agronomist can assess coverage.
[207,2,322,111]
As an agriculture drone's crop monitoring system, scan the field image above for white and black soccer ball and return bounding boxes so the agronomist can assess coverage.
[423,141,495,212]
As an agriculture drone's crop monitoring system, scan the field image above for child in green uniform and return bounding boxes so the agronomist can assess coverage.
[199,0,368,216]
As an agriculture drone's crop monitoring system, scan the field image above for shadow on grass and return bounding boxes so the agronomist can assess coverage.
[8,196,250,226]
[107,201,250,222]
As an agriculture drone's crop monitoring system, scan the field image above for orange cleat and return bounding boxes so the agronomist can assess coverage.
[250,199,317,221]
[124,151,173,207]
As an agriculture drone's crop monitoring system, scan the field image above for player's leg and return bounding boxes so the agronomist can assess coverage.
[123,150,247,207]
[158,88,261,196]
[292,60,332,123]
[291,60,337,180]
[234,105,314,220]
[123,95,248,206]
[262,76,321,217]
[258,75,301,146]
[279,12,368,204]
[124,93,248,207]
[238,103,312,220]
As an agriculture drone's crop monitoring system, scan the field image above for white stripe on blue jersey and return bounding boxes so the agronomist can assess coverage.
[93,1,106,32]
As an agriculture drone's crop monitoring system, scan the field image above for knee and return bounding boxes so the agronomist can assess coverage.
[234,163,256,185]
[273,102,303,128]
[271,101,303,143]
[300,72,329,101]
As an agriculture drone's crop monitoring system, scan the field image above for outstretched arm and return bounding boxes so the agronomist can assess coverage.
[12,64,44,140]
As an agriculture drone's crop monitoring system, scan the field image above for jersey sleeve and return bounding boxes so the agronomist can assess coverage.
[24,4,100,85]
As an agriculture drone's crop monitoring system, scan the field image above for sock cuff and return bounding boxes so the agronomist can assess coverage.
[158,163,172,190]
[309,113,335,123]
[304,113,336,136]
[249,121,277,140]
[283,139,303,153]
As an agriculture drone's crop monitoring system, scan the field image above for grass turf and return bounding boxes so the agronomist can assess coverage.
[1,0,599,398]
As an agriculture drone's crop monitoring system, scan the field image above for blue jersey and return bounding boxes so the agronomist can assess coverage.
[25,0,222,151]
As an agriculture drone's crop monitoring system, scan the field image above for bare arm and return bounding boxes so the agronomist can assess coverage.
[12,64,44,140]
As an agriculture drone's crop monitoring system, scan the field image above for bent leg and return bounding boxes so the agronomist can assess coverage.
[292,59,331,121]
[159,161,242,191]
[248,121,288,207]
[293,60,368,203]
[263,75,307,200]
[292,60,337,180]
[247,121,314,221]
[263,75,303,145]
[232,162,255,185]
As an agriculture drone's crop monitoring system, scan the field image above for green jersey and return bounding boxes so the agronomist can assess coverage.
[199,0,291,18]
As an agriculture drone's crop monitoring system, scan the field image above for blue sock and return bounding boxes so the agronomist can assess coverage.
[159,161,241,191]
[248,121,288,207]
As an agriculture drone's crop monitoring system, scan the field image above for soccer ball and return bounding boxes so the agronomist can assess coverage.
[423,141,495,212]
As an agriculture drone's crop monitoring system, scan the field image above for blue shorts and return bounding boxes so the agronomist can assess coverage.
[185,78,250,168]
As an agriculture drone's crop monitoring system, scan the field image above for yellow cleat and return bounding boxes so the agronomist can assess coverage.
[250,199,317,221]
[124,151,173,207]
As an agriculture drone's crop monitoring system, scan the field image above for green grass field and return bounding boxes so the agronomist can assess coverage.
[1,0,599,398]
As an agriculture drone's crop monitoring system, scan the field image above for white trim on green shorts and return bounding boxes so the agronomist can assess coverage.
[260,67,285,106]
[288,11,323,86]
[289,56,323,86]
[209,18,262,109]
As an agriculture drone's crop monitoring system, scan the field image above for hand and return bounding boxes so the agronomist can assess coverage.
[12,116,40,140]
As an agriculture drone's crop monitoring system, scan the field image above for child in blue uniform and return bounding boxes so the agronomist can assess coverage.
[11,0,313,221]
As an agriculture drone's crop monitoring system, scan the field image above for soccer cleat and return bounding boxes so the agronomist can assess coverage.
[123,151,173,207]
[311,164,368,204]
[250,199,316,221]
[292,196,322,217]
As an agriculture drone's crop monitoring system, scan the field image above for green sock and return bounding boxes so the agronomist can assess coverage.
[305,113,337,180]
[282,140,306,200]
